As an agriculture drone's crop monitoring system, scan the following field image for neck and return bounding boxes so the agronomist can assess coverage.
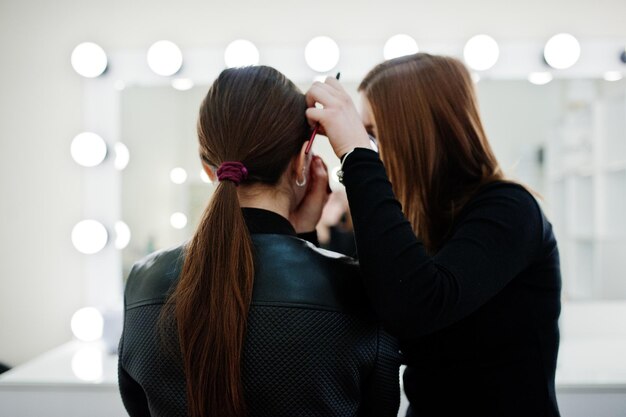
[236,185,292,222]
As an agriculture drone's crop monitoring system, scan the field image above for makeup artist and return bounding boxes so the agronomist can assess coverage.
[305,53,562,417]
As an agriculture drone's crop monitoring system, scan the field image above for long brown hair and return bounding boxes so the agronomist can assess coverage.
[166,66,310,417]
[359,53,504,253]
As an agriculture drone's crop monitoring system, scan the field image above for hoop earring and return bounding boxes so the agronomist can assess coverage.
[296,167,306,187]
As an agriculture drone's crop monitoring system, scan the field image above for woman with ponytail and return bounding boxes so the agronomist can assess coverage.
[118,66,400,417]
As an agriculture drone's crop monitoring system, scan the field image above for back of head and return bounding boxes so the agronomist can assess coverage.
[198,65,309,184]
[168,66,310,417]
[359,53,503,252]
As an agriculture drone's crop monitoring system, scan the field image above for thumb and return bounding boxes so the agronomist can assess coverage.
[307,157,330,203]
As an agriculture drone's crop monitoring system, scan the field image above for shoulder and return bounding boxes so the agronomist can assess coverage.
[124,244,186,308]
[462,181,542,223]
[453,181,546,252]
[250,234,367,314]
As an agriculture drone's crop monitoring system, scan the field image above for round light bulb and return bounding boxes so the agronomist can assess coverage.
[383,34,419,60]
[305,36,340,73]
[72,220,108,254]
[224,39,260,68]
[464,35,500,71]
[114,142,129,170]
[528,72,553,85]
[544,33,581,70]
[71,307,104,342]
[114,221,131,250]
[71,132,107,167]
[71,42,108,78]
[170,167,187,184]
[170,212,188,229]
[200,169,212,184]
[147,40,183,76]
[71,346,103,382]
[603,71,623,82]
[171,78,194,91]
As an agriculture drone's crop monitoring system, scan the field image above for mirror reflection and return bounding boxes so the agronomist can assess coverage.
[120,78,626,301]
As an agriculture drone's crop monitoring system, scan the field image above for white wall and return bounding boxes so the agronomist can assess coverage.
[1,0,626,366]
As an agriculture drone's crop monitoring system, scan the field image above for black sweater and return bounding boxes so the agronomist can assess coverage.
[118,208,400,417]
[341,149,562,417]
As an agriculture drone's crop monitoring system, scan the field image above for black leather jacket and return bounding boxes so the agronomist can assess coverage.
[118,209,400,417]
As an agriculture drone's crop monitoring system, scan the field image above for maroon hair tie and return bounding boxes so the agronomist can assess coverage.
[216,161,249,186]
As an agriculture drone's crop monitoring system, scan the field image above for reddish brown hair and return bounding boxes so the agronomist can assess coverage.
[166,66,309,417]
[359,53,504,253]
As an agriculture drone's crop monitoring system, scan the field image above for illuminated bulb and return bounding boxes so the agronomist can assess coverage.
[171,78,194,91]
[603,71,623,82]
[224,40,260,68]
[464,35,499,71]
[383,34,419,60]
[71,132,107,167]
[305,36,340,73]
[170,167,187,184]
[114,142,129,170]
[170,212,187,229]
[72,220,108,254]
[114,221,131,249]
[147,40,183,76]
[544,33,580,69]
[71,346,103,382]
[71,307,104,342]
[71,42,108,78]
[200,169,212,184]
[528,72,553,85]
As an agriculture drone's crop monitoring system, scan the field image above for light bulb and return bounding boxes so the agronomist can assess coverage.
[114,221,131,249]
[72,220,108,254]
[200,170,212,184]
[170,212,188,229]
[464,35,499,71]
[171,78,194,91]
[224,40,260,68]
[71,42,107,78]
[71,132,107,167]
[147,40,183,76]
[544,33,581,70]
[71,307,104,342]
[383,34,419,60]
[114,142,129,170]
[305,36,340,73]
[170,167,187,184]
[528,72,553,85]
[603,71,623,82]
[71,346,103,382]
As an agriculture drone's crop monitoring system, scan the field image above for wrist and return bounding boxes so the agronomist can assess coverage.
[334,135,371,159]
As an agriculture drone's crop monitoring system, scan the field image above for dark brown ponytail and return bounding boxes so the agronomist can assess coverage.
[166,66,310,417]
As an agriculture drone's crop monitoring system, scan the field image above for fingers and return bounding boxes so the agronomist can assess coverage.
[305,81,342,109]
[310,156,329,192]
[305,107,324,126]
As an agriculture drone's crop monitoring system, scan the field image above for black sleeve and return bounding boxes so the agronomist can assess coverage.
[342,148,542,339]
[359,329,401,417]
[118,335,151,417]
[297,230,320,246]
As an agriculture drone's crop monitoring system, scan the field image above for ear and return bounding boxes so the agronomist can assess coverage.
[292,141,313,179]
[202,162,218,182]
